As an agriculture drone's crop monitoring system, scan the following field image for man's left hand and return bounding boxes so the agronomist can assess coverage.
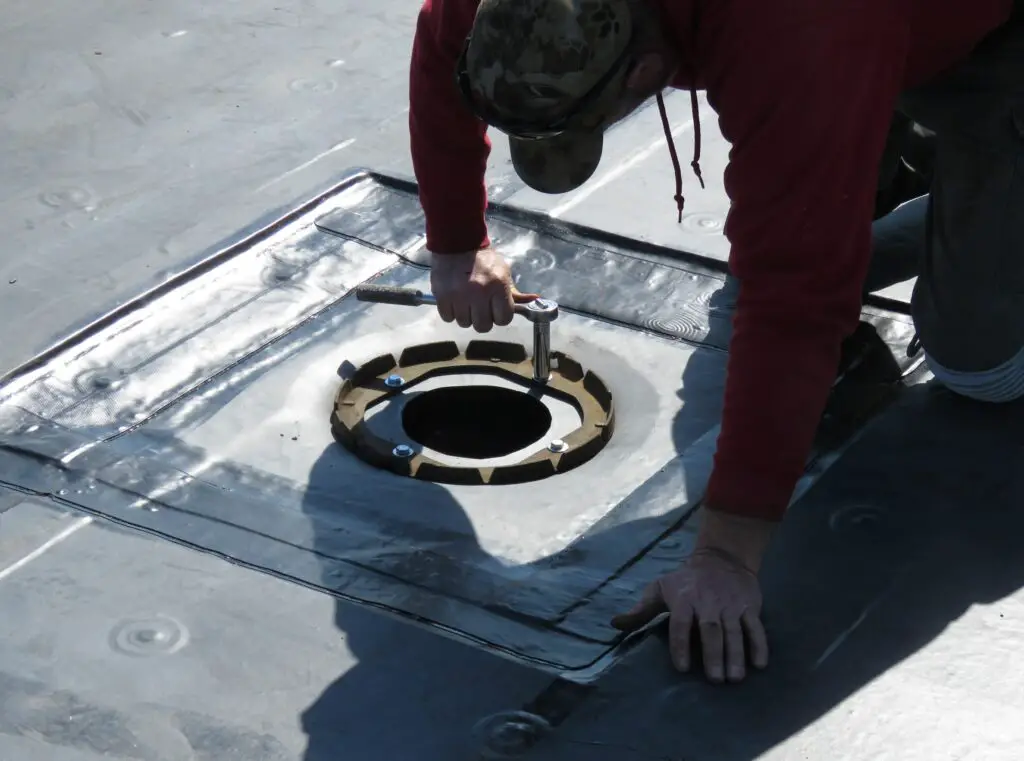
[611,509,777,683]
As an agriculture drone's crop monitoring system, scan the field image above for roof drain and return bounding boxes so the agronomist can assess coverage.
[331,339,615,485]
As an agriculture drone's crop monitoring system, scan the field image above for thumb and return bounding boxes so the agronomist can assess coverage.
[511,287,541,303]
[610,582,667,632]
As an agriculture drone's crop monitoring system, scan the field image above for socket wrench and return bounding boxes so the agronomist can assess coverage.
[355,284,559,383]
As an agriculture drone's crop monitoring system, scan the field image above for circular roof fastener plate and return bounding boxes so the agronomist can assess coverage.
[110,616,189,657]
[471,711,552,759]
[331,339,614,485]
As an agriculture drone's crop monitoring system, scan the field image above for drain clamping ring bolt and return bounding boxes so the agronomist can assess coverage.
[331,338,615,486]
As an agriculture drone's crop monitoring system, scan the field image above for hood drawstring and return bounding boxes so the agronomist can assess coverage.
[656,88,704,223]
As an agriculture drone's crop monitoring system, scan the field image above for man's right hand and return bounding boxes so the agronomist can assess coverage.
[430,249,538,333]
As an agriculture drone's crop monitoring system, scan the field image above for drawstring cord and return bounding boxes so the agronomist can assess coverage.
[656,87,704,223]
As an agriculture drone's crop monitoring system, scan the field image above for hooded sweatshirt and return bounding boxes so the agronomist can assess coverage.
[408,0,1014,522]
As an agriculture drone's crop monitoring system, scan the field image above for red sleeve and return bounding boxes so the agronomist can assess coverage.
[409,0,492,254]
[703,6,912,521]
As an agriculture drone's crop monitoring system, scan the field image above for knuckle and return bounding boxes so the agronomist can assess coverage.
[670,589,692,609]
[722,606,744,623]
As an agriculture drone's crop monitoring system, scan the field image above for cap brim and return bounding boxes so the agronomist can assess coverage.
[508,131,603,195]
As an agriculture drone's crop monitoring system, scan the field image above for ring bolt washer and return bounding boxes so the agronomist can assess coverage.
[331,339,614,486]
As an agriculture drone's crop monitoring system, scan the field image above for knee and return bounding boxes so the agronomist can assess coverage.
[705,275,740,346]
[927,348,1024,403]
[710,274,740,313]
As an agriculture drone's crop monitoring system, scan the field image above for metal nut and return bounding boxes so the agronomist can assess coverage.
[393,444,414,458]
[385,374,404,388]
[547,439,569,453]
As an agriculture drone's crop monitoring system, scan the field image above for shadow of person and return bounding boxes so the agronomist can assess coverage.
[575,383,1024,761]
[594,216,1024,756]
[591,151,1022,754]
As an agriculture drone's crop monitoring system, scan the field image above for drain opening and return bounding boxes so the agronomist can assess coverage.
[331,339,615,485]
[402,386,552,459]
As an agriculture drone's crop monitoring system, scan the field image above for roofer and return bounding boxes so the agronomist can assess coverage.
[408,0,1024,683]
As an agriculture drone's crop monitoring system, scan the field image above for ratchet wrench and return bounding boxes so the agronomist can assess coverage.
[355,284,559,384]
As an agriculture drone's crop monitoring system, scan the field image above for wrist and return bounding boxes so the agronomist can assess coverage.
[694,505,778,573]
[429,247,488,262]
[427,237,491,258]
[429,249,478,275]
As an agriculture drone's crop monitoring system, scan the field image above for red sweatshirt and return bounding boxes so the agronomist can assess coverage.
[409,0,1013,521]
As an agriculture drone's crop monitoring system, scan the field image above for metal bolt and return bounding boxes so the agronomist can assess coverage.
[385,374,404,388]
[521,299,558,385]
[393,444,414,458]
[532,321,551,383]
[526,298,558,316]
[547,439,569,453]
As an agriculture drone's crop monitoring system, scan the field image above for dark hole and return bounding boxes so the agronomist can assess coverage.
[402,385,552,459]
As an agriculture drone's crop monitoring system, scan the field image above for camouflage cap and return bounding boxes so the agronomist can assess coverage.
[508,131,605,194]
[463,0,634,194]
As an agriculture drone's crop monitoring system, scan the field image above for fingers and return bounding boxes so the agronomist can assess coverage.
[452,291,514,332]
[473,283,520,331]
[454,300,473,329]
[430,249,532,332]
[432,270,530,333]
[695,611,741,684]
[472,292,495,332]
[511,287,540,303]
[698,617,726,683]
[610,581,667,632]
[667,605,694,672]
[436,296,455,324]
[615,588,768,684]
[447,286,512,333]
[723,616,746,682]
[696,608,768,683]
[742,608,770,670]
[491,289,514,327]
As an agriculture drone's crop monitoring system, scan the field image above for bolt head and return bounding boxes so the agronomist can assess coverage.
[393,444,414,458]
[526,298,559,320]
[384,374,404,388]
[548,439,569,453]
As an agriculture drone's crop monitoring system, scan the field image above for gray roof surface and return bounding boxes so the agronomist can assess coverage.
[1,3,1018,761]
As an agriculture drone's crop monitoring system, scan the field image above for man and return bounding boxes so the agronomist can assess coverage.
[408,0,1023,683]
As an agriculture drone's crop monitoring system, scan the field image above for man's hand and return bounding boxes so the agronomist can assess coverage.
[611,509,776,683]
[430,248,538,333]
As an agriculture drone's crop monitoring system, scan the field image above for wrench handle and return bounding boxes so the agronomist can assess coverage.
[354,285,436,307]
[354,285,551,321]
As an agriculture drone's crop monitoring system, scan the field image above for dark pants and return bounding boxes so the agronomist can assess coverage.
[868,5,1024,390]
